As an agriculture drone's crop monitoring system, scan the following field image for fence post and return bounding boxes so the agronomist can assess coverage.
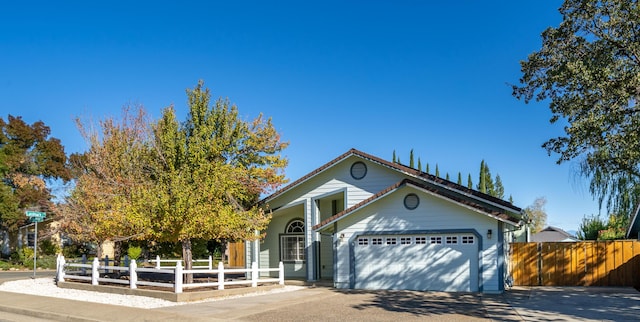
[56,254,66,283]
[279,261,284,285]
[104,255,110,274]
[218,260,225,290]
[130,260,137,289]
[175,261,183,293]
[208,255,213,270]
[156,255,161,269]
[251,261,258,287]
[91,257,99,285]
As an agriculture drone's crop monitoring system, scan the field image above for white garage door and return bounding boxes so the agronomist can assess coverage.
[354,234,478,292]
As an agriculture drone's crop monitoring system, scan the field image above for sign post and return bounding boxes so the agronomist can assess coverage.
[25,211,46,278]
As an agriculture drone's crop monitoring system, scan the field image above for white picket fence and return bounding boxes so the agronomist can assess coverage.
[149,255,215,269]
[56,254,284,293]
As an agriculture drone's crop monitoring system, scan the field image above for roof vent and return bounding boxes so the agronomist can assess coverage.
[350,161,367,180]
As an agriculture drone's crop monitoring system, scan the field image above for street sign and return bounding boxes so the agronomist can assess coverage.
[24,211,46,279]
[25,211,46,219]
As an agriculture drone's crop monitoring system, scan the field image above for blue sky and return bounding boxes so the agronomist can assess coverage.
[1,1,601,232]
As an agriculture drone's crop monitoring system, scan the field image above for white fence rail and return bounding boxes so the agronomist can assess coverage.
[56,254,284,293]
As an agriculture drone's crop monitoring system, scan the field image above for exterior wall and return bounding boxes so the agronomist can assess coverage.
[260,203,306,278]
[334,185,502,292]
[258,156,413,281]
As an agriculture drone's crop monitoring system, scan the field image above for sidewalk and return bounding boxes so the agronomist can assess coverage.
[0,285,330,322]
[0,290,212,322]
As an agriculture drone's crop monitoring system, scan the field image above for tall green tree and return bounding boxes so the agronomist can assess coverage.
[146,81,289,278]
[0,115,70,232]
[467,174,473,189]
[457,172,462,185]
[477,160,487,193]
[435,164,440,177]
[513,0,640,216]
[426,163,430,174]
[417,158,422,172]
[494,174,505,199]
[409,149,415,168]
[59,106,153,259]
[392,150,397,163]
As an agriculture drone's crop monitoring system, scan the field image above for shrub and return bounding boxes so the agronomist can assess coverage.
[0,260,11,270]
[127,246,142,260]
[40,239,60,255]
[36,255,58,269]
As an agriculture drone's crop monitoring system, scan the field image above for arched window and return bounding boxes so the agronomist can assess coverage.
[281,219,305,262]
[286,219,305,233]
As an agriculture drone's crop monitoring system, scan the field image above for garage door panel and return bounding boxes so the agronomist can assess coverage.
[354,234,477,292]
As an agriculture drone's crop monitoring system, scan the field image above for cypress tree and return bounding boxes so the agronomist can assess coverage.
[495,174,505,199]
[392,150,396,163]
[485,163,495,196]
[418,158,422,172]
[477,160,487,193]
[457,172,462,185]
[409,149,415,168]
[467,174,473,189]
[426,163,430,174]
[445,173,450,181]
[435,164,440,177]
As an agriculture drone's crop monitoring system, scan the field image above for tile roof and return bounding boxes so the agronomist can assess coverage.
[260,148,523,228]
[313,178,522,231]
[261,148,521,211]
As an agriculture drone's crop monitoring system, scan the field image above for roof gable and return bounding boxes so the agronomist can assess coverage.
[262,148,522,215]
[313,178,522,231]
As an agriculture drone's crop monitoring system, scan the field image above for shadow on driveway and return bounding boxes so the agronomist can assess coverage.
[347,289,491,319]
[500,286,640,321]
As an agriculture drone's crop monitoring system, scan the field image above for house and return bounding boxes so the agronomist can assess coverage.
[531,226,578,242]
[626,204,640,239]
[245,149,524,293]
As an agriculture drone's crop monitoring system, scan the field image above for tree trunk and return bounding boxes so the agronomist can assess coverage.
[113,241,122,267]
[182,239,193,284]
[220,239,228,264]
[113,241,122,277]
[96,240,103,259]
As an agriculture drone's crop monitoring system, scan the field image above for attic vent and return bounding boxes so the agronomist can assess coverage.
[350,161,367,180]
[404,193,420,210]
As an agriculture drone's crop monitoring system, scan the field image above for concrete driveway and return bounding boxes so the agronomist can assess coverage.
[154,286,640,321]
[502,286,640,321]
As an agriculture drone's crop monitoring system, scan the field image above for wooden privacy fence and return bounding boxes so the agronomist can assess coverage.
[509,241,640,287]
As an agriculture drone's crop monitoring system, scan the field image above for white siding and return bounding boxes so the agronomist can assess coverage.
[335,185,502,292]
[259,156,414,281]
[260,203,306,278]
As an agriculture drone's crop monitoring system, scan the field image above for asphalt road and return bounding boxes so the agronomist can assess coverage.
[0,270,55,282]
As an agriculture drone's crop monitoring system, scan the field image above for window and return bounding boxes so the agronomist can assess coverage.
[400,237,412,245]
[386,237,397,245]
[415,237,427,244]
[286,219,304,233]
[358,238,369,246]
[281,219,305,262]
[462,236,475,244]
[350,162,367,180]
[430,236,442,244]
[403,193,420,210]
[446,236,458,244]
[371,237,383,245]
